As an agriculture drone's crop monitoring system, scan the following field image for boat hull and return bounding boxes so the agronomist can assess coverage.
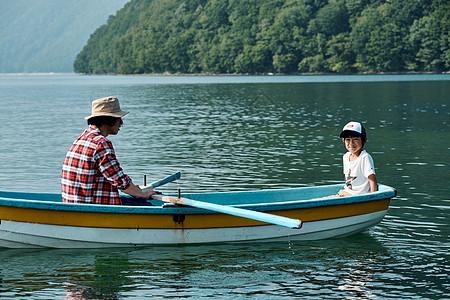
[0,184,395,248]
[0,210,387,248]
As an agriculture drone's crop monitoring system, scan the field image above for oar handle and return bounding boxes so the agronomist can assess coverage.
[152,195,184,204]
[142,172,181,191]
[152,195,302,229]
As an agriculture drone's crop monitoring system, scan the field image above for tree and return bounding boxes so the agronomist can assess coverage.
[350,6,405,72]
[310,1,349,36]
[74,0,449,74]
[326,33,355,73]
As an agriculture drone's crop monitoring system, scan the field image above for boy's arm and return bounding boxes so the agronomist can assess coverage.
[368,174,378,192]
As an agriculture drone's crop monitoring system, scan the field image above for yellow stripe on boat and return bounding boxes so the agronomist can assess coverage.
[0,198,390,229]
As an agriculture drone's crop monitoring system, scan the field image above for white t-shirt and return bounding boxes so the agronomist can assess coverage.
[343,150,375,195]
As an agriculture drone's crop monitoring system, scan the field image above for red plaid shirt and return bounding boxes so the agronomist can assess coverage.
[61,125,131,205]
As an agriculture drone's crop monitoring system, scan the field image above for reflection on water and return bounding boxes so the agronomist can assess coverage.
[3,233,443,299]
[64,254,131,299]
[0,74,449,298]
[0,232,448,298]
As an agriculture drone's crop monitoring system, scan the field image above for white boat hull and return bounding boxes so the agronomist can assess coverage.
[0,210,387,248]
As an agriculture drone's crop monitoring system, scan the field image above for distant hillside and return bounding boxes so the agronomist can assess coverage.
[74,0,449,75]
[0,0,129,73]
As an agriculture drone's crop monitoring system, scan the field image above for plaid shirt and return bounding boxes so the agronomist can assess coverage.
[61,125,131,205]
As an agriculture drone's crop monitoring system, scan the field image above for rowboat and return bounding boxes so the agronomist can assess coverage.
[0,184,396,248]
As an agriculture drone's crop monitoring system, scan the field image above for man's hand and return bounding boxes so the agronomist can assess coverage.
[142,188,156,200]
[124,182,156,199]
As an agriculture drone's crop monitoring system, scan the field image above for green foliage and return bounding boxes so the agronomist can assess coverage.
[74,0,449,74]
[409,0,449,72]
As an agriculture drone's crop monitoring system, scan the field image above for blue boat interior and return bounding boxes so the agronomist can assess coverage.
[0,184,395,210]
[0,184,345,204]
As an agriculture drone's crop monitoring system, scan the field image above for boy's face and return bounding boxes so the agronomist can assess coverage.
[342,136,366,155]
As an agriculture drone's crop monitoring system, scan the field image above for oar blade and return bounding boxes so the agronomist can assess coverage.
[152,195,302,229]
[184,198,302,229]
[142,172,181,191]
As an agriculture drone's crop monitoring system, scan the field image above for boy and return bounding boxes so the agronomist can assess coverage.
[337,121,378,196]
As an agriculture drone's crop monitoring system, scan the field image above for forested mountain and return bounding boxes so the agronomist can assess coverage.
[0,0,128,73]
[74,0,449,74]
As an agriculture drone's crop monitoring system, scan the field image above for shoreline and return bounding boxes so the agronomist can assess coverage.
[1,71,448,76]
[83,70,449,76]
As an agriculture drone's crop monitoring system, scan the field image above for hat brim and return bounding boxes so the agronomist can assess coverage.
[340,130,362,138]
[84,110,129,120]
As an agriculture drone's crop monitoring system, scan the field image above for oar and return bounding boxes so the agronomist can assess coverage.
[152,194,302,229]
[142,172,181,191]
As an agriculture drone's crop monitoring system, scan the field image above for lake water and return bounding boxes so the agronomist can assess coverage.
[0,73,449,299]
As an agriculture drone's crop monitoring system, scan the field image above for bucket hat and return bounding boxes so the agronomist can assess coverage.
[84,96,129,120]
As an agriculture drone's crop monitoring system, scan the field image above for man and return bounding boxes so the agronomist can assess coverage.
[61,96,155,204]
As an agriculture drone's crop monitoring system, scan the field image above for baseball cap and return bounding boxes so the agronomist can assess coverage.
[339,121,366,138]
